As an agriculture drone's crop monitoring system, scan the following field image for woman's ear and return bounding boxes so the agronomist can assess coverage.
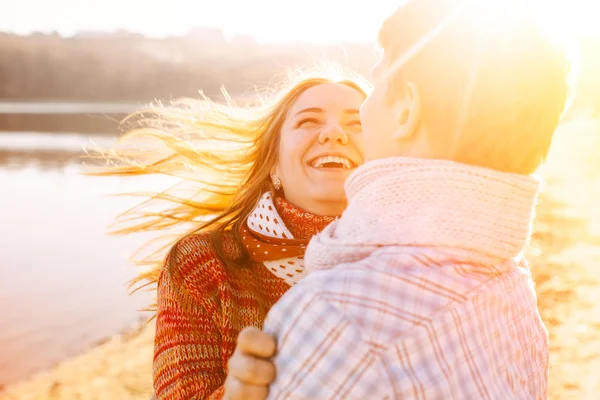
[392,82,422,141]
[270,165,279,181]
[270,166,282,190]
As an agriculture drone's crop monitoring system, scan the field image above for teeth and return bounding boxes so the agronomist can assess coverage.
[311,155,353,169]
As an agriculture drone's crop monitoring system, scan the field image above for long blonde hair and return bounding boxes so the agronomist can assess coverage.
[85,64,371,300]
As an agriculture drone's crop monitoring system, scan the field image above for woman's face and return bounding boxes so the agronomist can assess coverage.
[273,82,365,216]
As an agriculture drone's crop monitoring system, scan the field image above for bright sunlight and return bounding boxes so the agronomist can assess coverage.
[1,0,599,43]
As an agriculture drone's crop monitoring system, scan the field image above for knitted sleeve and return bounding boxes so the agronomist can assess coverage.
[153,235,226,400]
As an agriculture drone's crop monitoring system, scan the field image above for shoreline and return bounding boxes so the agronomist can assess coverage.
[0,320,156,400]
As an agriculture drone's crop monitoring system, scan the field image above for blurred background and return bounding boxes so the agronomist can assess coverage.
[0,1,599,399]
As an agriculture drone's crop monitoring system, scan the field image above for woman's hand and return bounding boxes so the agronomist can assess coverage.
[224,327,277,400]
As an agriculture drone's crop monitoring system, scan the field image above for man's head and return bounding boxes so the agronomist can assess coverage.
[360,0,572,174]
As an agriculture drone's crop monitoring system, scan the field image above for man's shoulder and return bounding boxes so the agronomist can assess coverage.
[300,255,435,294]
[294,255,485,327]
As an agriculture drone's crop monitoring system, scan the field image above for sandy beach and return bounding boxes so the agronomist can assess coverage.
[2,117,599,400]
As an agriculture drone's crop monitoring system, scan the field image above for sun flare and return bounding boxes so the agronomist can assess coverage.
[3,0,599,44]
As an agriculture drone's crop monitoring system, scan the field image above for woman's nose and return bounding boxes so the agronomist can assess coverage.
[318,124,349,145]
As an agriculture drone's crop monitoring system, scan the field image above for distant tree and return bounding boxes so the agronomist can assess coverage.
[0,31,595,117]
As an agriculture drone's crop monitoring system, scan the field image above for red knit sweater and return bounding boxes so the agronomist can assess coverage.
[153,197,334,399]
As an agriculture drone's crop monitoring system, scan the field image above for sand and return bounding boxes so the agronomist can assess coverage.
[2,117,599,399]
[0,321,155,400]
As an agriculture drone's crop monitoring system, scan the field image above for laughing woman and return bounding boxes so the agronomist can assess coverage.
[92,67,370,399]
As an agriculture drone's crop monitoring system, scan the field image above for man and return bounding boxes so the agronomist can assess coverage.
[256,0,570,399]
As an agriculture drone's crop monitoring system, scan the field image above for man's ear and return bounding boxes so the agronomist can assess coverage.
[392,82,422,141]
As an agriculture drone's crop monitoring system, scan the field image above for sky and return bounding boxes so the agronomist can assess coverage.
[0,1,397,43]
[1,1,599,43]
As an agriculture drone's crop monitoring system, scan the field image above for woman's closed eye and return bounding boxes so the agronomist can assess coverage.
[346,120,362,131]
[296,118,322,129]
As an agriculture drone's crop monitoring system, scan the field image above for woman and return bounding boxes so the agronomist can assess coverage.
[92,66,370,399]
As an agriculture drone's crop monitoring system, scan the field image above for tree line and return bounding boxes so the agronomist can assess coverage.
[0,31,597,134]
[0,31,375,102]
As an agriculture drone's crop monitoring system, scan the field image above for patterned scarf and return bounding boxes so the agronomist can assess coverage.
[240,192,335,286]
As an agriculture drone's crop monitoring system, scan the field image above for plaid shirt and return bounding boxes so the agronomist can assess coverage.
[263,158,549,400]
[263,250,548,400]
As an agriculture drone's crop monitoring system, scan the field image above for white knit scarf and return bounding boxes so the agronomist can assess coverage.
[305,157,542,272]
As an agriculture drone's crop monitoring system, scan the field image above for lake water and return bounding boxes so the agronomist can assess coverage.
[0,131,176,385]
[0,102,141,114]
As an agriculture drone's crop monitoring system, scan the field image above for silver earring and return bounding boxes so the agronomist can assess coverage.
[272,176,281,190]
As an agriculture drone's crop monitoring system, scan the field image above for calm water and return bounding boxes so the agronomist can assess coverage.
[0,131,175,385]
[0,101,141,114]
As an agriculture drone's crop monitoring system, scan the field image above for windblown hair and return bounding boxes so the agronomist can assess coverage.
[84,64,370,306]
